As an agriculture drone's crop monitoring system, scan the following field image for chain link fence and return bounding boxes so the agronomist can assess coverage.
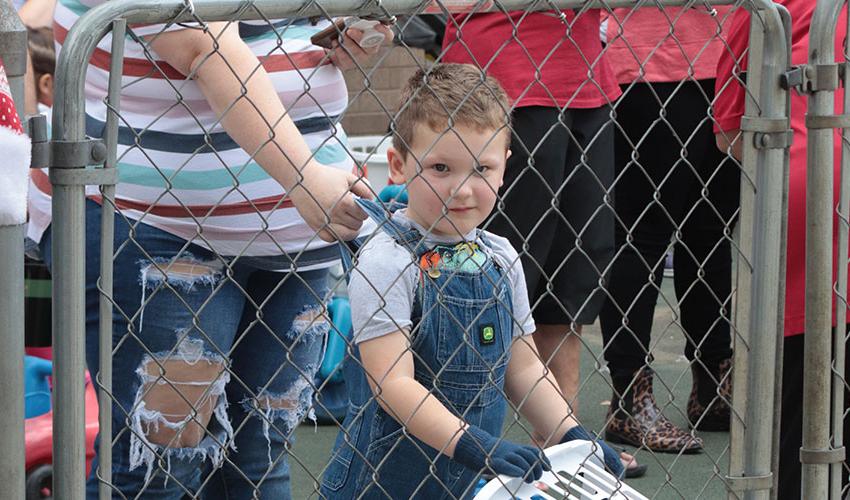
[3,0,830,498]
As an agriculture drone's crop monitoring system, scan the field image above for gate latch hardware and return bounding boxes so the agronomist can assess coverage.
[781,63,846,94]
[27,114,48,169]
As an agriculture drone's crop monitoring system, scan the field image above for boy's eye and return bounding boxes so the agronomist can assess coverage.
[474,164,490,174]
[432,163,449,173]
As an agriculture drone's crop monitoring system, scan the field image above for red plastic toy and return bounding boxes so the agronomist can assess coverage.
[25,373,99,499]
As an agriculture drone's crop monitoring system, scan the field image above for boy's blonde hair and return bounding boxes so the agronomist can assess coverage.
[392,63,511,158]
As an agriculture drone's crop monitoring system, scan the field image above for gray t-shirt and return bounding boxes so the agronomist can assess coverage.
[349,210,536,344]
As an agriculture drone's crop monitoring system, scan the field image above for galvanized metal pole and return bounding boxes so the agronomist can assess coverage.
[803,1,845,497]
[50,13,105,500]
[741,5,791,500]
[830,6,850,497]
[0,2,28,499]
[95,19,125,500]
[50,173,88,500]
[722,3,790,499]
[770,6,793,496]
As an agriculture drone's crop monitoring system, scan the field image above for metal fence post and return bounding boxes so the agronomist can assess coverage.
[723,3,791,499]
[50,13,114,500]
[95,19,125,500]
[803,1,846,498]
[831,5,850,497]
[0,2,28,499]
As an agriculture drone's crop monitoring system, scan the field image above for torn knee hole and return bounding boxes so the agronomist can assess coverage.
[291,305,330,339]
[254,395,300,411]
[136,357,228,448]
[140,257,223,290]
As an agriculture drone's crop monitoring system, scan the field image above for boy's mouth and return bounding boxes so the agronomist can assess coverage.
[449,206,474,213]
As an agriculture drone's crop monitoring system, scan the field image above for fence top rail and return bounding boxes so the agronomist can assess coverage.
[52,0,781,144]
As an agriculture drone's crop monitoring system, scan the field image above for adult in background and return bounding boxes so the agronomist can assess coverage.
[442,8,646,476]
[598,6,738,453]
[27,3,391,498]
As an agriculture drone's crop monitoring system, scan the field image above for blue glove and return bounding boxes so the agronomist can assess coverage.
[560,425,624,478]
[454,425,551,483]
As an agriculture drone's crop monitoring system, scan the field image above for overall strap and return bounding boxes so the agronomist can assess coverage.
[336,198,425,280]
[355,198,424,254]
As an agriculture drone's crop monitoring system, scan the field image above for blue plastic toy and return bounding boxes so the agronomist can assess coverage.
[320,297,352,384]
[378,184,408,204]
[314,297,353,424]
[24,355,52,418]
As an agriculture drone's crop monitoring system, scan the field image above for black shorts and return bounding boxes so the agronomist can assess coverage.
[485,105,614,325]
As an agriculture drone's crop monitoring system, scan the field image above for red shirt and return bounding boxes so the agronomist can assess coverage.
[442,11,621,108]
[604,6,733,84]
[713,2,847,337]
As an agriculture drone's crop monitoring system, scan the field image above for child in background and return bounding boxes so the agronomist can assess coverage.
[23,26,54,117]
[320,63,622,499]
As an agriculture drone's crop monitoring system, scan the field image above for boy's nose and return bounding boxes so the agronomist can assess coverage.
[451,178,473,200]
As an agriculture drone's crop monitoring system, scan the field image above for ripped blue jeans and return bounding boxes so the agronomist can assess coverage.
[40,200,330,499]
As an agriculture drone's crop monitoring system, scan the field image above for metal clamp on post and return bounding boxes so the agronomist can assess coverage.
[724,474,774,492]
[28,115,48,169]
[740,116,794,149]
[805,113,850,130]
[799,446,846,464]
[49,139,117,186]
[782,63,846,93]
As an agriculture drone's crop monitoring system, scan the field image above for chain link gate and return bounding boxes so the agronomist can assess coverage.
[42,0,793,498]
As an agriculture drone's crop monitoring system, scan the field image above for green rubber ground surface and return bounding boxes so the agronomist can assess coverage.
[290,279,732,499]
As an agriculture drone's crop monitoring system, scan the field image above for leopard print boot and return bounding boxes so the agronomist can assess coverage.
[605,367,704,454]
[687,357,732,431]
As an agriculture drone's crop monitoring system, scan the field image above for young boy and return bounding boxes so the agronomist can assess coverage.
[320,63,622,499]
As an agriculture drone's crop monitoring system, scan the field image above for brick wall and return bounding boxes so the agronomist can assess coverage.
[341,46,428,136]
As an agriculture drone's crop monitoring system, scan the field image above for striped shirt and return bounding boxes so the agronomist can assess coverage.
[28,1,372,262]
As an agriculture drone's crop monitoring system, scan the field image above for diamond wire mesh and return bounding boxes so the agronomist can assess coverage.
[72,1,778,498]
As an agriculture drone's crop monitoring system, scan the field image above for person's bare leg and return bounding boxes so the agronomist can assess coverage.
[531,323,642,474]
[532,323,582,415]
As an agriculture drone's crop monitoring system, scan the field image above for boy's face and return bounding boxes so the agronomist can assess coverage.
[387,123,510,238]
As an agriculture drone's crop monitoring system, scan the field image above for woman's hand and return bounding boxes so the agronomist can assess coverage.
[287,161,372,242]
[326,23,395,70]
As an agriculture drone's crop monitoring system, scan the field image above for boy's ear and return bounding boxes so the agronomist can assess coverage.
[37,73,53,107]
[387,146,408,185]
[499,149,511,188]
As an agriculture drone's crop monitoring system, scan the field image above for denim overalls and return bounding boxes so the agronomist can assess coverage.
[321,199,515,499]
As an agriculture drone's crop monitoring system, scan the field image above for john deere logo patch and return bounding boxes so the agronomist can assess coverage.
[480,325,495,345]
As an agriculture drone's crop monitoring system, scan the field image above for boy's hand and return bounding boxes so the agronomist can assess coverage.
[454,425,550,483]
[560,425,624,478]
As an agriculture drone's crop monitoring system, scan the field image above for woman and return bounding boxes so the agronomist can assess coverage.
[598,6,737,453]
[27,4,390,498]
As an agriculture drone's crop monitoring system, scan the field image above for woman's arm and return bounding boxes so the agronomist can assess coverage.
[358,330,468,456]
[503,336,580,447]
[716,129,743,161]
[147,23,371,241]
